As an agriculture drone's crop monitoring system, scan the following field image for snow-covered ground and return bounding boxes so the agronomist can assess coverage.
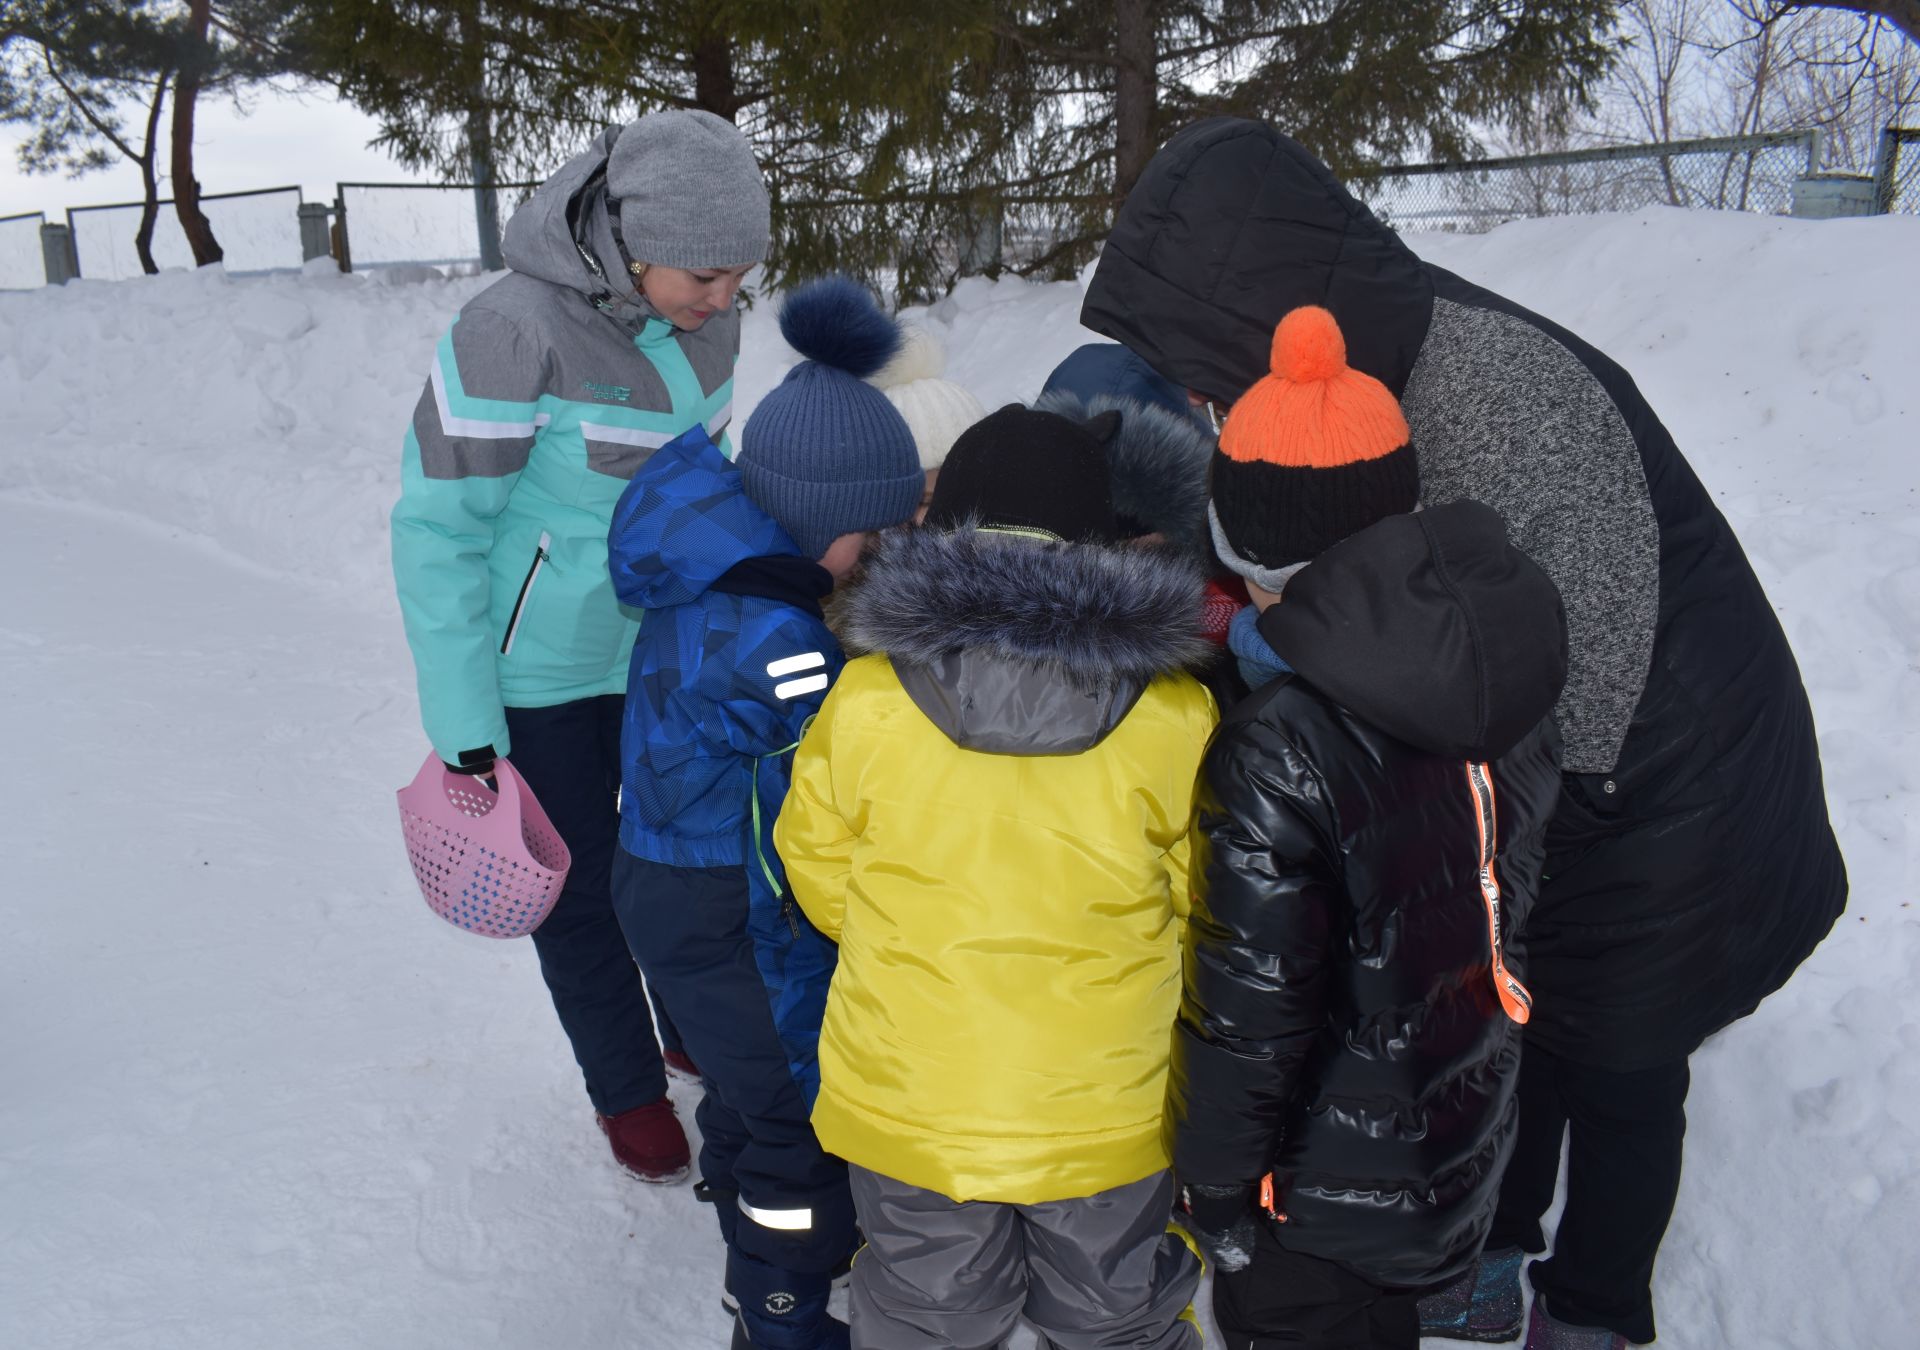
[1,207,1915,1349]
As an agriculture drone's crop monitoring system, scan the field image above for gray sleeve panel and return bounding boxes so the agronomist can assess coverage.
[1401,299,1658,775]
[410,402,536,480]
[450,298,554,400]
[412,305,550,480]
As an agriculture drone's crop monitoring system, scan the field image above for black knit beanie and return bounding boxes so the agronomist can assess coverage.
[924,405,1123,543]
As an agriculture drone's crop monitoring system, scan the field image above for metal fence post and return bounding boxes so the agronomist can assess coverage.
[473,181,503,272]
[1873,126,1901,215]
[40,222,79,284]
[331,191,353,273]
[297,202,335,263]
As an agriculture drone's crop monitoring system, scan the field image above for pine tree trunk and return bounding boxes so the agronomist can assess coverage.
[171,0,223,267]
[1112,0,1158,203]
[691,30,740,122]
[135,70,170,276]
[459,5,502,271]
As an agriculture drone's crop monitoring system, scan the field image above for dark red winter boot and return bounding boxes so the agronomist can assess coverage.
[663,1049,702,1083]
[596,1099,690,1184]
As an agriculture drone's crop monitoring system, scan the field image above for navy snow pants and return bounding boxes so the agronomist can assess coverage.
[613,850,858,1348]
[504,697,681,1116]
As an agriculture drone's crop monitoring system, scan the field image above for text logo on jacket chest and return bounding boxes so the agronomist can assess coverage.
[582,380,633,404]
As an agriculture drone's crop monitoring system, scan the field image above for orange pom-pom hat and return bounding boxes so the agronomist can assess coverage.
[1209,305,1420,582]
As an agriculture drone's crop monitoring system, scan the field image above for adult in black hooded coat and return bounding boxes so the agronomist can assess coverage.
[1082,118,1846,1345]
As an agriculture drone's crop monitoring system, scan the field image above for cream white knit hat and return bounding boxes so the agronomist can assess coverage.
[865,326,986,470]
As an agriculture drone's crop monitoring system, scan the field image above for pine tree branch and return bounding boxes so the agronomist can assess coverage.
[1158,25,1311,64]
[38,46,142,165]
[986,20,1113,67]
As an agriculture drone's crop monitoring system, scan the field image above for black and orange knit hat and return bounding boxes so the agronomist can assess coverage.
[1208,305,1420,590]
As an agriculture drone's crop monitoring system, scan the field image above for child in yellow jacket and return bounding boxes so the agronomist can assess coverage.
[775,404,1217,1349]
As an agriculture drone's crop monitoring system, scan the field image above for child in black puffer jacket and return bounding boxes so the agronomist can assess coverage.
[1172,306,1569,1350]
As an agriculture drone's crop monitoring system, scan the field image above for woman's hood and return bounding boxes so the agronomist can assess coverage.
[1081,117,1434,404]
[500,127,656,330]
[1262,500,1567,761]
[845,526,1210,754]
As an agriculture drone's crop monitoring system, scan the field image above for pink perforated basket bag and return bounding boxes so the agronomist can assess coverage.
[397,752,571,938]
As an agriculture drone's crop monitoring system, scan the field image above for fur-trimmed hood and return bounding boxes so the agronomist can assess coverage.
[845,525,1210,754]
[1035,388,1215,561]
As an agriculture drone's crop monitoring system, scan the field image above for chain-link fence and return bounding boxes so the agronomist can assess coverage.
[335,181,537,271]
[1352,131,1823,234]
[1875,127,1920,213]
[5,126,1915,292]
[67,186,304,280]
[1,211,46,290]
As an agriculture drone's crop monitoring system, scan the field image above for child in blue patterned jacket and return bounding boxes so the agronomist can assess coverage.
[605,276,922,1350]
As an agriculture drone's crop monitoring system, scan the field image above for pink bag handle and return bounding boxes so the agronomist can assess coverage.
[400,754,533,845]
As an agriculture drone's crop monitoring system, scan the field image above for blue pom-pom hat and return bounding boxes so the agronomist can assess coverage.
[738,276,925,558]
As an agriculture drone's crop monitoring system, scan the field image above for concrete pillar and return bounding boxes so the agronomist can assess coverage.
[40,222,79,284]
[1791,173,1877,219]
[298,202,335,263]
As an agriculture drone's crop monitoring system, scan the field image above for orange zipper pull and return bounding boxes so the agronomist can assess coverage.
[1258,1172,1286,1223]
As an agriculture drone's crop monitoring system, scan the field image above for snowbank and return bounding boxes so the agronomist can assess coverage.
[0,260,1095,600]
[2,208,1916,1348]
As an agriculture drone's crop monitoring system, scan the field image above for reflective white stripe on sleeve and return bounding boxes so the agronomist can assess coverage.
[431,360,550,440]
[766,651,826,678]
[707,399,734,435]
[738,1197,814,1230]
[578,421,677,449]
[773,674,830,700]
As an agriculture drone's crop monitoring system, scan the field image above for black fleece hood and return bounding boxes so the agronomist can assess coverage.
[1081,117,1434,403]
[1263,500,1567,761]
[1033,388,1215,561]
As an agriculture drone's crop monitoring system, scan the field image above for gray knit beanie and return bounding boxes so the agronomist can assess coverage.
[608,109,770,269]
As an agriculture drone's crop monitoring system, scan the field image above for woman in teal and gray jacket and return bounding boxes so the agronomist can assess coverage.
[391,109,771,1184]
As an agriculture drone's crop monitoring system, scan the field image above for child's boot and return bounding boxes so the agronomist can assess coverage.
[1419,1246,1526,1342]
[729,1313,849,1350]
[595,1098,690,1183]
[727,1251,850,1349]
[1522,1300,1629,1350]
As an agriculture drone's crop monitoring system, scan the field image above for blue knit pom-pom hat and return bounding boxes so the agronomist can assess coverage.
[738,276,924,559]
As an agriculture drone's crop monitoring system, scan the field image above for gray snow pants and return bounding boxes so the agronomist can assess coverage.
[845,1165,1202,1350]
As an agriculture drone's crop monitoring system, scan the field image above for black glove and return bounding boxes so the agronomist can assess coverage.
[446,746,498,788]
[1179,1181,1260,1274]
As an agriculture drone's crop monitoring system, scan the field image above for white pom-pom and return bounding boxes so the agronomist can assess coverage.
[870,325,947,389]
